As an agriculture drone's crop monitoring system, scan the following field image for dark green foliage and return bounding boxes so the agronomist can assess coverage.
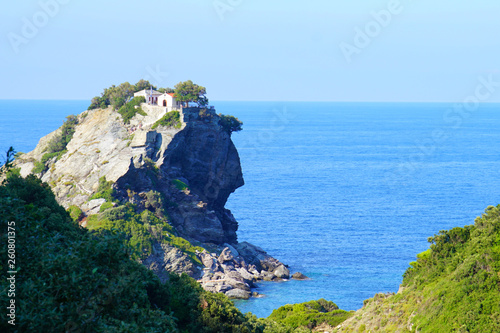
[90,176,116,202]
[33,115,78,174]
[143,157,159,175]
[219,114,243,134]
[46,115,78,156]
[135,79,156,92]
[0,174,287,332]
[144,190,165,217]
[88,80,157,110]
[32,160,46,174]
[174,80,208,107]
[199,292,267,333]
[86,201,204,263]
[117,96,147,124]
[88,82,134,110]
[158,87,175,93]
[4,167,21,179]
[167,275,266,333]
[0,175,178,332]
[152,111,182,129]
[1,146,16,171]
[351,205,500,332]
[268,299,353,330]
[398,205,500,332]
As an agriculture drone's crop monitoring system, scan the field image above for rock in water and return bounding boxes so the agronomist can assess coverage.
[292,272,310,280]
[226,288,251,300]
[273,264,290,279]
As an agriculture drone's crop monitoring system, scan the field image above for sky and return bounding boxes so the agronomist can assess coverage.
[1,0,500,102]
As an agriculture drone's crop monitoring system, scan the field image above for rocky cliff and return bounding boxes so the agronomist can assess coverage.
[18,106,242,244]
[14,103,289,298]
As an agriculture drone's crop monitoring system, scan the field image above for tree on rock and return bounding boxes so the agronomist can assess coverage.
[134,79,156,92]
[174,80,207,107]
[219,114,243,135]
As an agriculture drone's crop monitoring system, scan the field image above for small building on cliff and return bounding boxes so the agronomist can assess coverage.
[134,89,181,112]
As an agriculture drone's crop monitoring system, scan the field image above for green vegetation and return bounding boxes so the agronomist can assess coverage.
[172,179,189,191]
[158,87,175,93]
[1,146,16,171]
[0,174,274,332]
[151,111,182,129]
[117,96,147,124]
[219,114,243,134]
[88,80,150,110]
[45,115,78,156]
[32,160,46,174]
[90,176,116,202]
[32,115,79,174]
[85,201,204,264]
[68,204,83,221]
[401,205,500,332]
[99,201,114,212]
[340,205,500,332]
[199,108,215,120]
[174,80,208,107]
[269,299,353,330]
[88,80,174,111]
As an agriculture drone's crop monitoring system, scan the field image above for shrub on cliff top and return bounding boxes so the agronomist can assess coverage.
[117,96,147,124]
[152,111,181,129]
[219,114,243,134]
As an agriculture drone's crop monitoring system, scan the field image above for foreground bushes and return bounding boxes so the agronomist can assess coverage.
[0,174,267,332]
[339,205,500,332]
[269,299,353,330]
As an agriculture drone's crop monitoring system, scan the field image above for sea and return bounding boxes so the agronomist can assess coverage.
[1,100,499,318]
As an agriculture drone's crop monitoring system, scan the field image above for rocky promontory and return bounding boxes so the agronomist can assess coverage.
[14,101,289,298]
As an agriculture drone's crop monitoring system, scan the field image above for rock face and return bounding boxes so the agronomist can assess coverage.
[16,106,243,245]
[14,103,290,298]
[141,243,201,283]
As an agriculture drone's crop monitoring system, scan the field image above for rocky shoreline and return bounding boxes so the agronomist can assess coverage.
[198,243,308,299]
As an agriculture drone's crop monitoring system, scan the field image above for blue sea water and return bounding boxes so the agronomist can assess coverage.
[1,100,499,318]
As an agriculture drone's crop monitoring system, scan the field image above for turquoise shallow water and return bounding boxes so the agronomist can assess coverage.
[1,100,499,318]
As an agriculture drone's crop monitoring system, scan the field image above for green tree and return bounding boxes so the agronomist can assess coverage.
[89,81,146,110]
[174,80,208,107]
[158,87,175,93]
[1,146,16,172]
[219,114,243,134]
[134,79,156,92]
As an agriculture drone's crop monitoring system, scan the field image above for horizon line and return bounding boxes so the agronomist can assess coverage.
[1,98,500,104]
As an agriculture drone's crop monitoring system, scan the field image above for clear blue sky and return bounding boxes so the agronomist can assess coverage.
[1,0,499,102]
